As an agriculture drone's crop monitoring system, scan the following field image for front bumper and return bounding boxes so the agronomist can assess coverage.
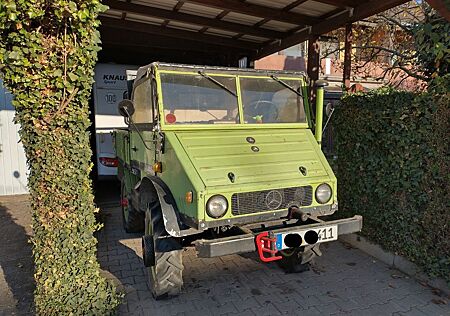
[194,215,362,258]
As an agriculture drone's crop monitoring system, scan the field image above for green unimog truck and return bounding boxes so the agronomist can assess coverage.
[114,62,362,299]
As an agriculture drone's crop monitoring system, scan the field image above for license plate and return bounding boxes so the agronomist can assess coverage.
[275,225,338,250]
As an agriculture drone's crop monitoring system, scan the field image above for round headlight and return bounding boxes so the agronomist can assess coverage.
[206,195,228,218]
[315,183,332,204]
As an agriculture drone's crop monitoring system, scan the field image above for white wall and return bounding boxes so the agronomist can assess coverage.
[0,80,28,195]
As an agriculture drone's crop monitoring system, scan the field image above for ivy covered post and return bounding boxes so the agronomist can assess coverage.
[0,1,121,314]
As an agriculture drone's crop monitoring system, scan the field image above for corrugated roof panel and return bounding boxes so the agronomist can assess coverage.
[221,12,265,25]
[240,34,269,43]
[166,23,202,32]
[167,20,204,31]
[260,20,298,32]
[178,3,224,18]
[101,10,123,18]
[132,0,178,10]
[201,32,232,39]
[204,28,238,37]
[246,0,292,9]
[290,1,338,17]
[124,13,166,24]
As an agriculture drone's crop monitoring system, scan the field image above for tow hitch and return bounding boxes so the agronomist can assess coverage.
[255,231,282,262]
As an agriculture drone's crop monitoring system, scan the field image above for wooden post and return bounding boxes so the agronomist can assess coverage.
[307,35,320,107]
[343,23,352,90]
[307,35,320,83]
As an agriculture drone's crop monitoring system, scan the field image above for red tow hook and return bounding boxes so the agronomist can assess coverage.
[255,231,282,262]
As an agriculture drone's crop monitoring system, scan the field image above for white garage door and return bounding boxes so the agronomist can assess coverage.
[0,80,28,195]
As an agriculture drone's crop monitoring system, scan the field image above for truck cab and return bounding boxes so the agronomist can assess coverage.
[114,62,362,299]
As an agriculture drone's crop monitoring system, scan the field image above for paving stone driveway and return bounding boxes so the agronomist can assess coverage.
[96,204,450,316]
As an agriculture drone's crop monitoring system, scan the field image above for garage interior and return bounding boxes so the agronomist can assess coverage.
[97,0,410,83]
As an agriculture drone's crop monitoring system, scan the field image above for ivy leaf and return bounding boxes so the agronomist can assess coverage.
[68,72,78,81]
[53,69,62,77]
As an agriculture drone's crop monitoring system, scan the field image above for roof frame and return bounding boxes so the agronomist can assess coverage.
[103,0,285,39]
[98,0,411,65]
[99,27,254,55]
[100,16,261,50]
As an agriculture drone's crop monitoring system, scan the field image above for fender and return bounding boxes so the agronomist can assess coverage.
[138,176,201,238]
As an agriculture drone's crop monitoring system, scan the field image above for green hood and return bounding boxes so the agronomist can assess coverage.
[173,128,331,188]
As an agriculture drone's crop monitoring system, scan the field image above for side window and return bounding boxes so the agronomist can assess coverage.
[132,79,153,124]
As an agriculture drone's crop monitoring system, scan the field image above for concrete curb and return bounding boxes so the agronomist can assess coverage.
[339,233,450,296]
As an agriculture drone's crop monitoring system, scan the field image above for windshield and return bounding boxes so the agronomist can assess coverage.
[160,73,239,125]
[159,72,307,126]
[240,77,306,124]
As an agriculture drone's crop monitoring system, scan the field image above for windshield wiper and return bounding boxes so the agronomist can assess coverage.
[198,71,237,97]
[270,75,303,98]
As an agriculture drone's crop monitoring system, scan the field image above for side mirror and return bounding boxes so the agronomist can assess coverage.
[118,99,135,117]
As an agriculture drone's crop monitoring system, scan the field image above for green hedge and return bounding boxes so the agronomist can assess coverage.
[0,1,121,314]
[334,77,450,282]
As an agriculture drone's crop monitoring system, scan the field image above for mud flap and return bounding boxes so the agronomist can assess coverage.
[149,179,201,238]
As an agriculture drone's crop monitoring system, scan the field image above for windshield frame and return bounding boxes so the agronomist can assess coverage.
[157,69,309,130]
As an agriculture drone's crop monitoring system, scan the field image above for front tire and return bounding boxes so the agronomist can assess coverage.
[149,251,183,299]
[144,202,183,299]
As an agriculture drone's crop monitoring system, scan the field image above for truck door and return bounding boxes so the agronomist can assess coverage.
[129,78,155,177]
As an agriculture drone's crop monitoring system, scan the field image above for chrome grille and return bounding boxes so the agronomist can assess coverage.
[231,186,313,216]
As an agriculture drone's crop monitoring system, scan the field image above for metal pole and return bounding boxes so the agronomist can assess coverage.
[343,23,353,90]
[315,86,324,145]
[314,79,328,145]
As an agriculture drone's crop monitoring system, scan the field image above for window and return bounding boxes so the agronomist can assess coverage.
[132,79,153,124]
[281,43,307,58]
[320,39,340,60]
[240,77,306,124]
[160,73,239,125]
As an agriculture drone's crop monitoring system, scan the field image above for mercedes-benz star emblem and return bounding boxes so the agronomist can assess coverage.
[265,190,283,210]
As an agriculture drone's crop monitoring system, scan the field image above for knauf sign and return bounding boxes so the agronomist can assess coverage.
[94,64,136,90]
[103,74,126,82]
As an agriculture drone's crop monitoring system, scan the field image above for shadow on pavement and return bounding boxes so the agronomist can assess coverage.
[94,179,121,209]
[0,196,34,315]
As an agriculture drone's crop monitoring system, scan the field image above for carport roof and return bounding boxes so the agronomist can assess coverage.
[100,0,408,61]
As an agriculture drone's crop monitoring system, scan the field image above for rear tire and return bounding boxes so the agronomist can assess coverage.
[121,180,144,233]
[144,201,183,299]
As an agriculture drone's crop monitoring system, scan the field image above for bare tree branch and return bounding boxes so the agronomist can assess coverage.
[351,45,416,60]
